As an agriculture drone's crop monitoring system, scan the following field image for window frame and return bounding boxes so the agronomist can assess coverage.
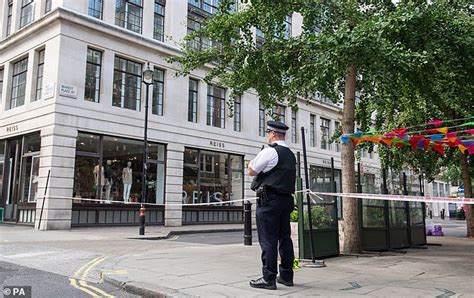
[10,57,29,110]
[188,78,199,122]
[85,48,102,103]
[20,0,35,28]
[233,96,241,132]
[291,109,297,143]
[45,0,52,13]
[112,56,142,111]
[115,0,143,34]
[272,105,286,124]
[320,117,330,150]
[153,0,165,41]
[152,67,165,116]
[258,101,266,137]
[206,84,226,128]
[88,0,103,19]
[35,49,45,101]
[310,114,316,147]
[6,0,13,36]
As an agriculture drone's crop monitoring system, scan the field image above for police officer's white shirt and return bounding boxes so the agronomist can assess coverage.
[249,140,289,174]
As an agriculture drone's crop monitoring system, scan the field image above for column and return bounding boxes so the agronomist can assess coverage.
[164,143,184,226]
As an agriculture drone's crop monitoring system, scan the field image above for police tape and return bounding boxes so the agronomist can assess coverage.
[39,190,474,207]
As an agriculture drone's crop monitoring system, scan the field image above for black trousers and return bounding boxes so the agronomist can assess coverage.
[256,191,294,282]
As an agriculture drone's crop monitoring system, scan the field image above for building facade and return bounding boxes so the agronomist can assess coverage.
[0,0,381,230]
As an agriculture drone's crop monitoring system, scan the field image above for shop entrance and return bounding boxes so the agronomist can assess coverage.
[1,133,41,222]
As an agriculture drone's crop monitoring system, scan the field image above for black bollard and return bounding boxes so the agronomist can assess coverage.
[244,200,252,245]
[139,204,146,235]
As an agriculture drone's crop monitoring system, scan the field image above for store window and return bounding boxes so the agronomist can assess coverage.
[188,79,198,122]
[20,0,35,28]
[154,0,165,41]
[35,49,45,101]
[183,148,243,206]
[88,0,103,19]
[73,133,166,204]
[10,57,28,109]
[113,56,142,111]
[206,84,225,128]
[152,68,164,115]
[85,48,102,103]
[309,166,341,225]
[19,133,41,203]
[115,0,143,33]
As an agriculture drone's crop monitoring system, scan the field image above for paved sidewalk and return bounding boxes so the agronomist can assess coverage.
[103,236,474,297]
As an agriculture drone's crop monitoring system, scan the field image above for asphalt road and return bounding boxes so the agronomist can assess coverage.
[0,261,137,298]
[170,231,258,245]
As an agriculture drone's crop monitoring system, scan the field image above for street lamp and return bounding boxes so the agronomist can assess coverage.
[140,62,153,235]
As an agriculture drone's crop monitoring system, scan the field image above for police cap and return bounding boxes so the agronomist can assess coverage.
[267,120,289,134]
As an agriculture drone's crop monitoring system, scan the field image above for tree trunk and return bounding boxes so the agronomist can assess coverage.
[341,64,361,253]
[460,153,473,237]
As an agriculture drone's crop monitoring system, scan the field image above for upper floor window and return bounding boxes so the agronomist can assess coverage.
[115,0,143,34]
[310,114,316,147]
[152,68,164,116]
[272,105,286,124]
[20,0,35,28]
[6,0,13,36]
[188,79,198,122]
[233,96,241,132]
[45,0,52,13]
[207,85,225,128]
[85,48,102,103]
[0,68,4,104]
[112,56,142,111]
[259,101,265,137]
[188,0,220,15]
[35,49,45,101]
[291,110,297,143]
[154,0,165,41]
[187,16,212,51]
[321,118,330,150]
[255,27,265,48]
[88,0,103,19]
[335,121,341,152]
[284,14,292,39]
[10,57,29,109]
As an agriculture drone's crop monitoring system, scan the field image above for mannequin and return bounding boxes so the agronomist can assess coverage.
[104,160,113,202]
[122,161,133,203]
[93,163,105,200]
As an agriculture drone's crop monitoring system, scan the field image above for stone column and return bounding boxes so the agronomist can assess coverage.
[164,143,184,226]
[35,125,77,230]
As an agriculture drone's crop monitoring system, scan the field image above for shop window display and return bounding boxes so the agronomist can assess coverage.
[73,133,165,204]
[183,148,243,206]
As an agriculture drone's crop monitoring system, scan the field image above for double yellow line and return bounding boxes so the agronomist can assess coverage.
[69,256,114,297]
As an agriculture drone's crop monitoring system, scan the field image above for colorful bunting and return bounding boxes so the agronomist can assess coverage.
[340,120,474,155]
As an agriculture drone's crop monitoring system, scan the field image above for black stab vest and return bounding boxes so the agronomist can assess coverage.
[252,144,296,194]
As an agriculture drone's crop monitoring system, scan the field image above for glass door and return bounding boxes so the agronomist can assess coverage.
[20,154,40,202]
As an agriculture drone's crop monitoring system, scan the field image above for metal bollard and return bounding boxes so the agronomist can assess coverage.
[244,200,252,245]
[139,204,146,235]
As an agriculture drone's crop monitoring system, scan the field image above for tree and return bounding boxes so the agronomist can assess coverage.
[170,0,472,251]
[356,1,473,236]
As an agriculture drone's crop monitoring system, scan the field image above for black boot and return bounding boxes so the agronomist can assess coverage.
[277,275,294,287]
[249,277,277,290]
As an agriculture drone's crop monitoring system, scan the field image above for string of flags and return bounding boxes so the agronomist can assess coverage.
[341,119,474,155]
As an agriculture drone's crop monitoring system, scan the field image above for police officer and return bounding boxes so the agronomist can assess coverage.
[248,120,296,290]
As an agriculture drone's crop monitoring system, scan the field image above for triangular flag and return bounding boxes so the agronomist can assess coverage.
[428,119,443,126]
[437,127,448,134]
[353,131,363,138]
[458,145,468,154]
[393,128,406,134]
[466,129,474,135]
[427,134,443,140]
[423,139,431,150]
[432,144,445,155]
[341,135,349,145]
[352,137,361,146]
[468,144,474,155]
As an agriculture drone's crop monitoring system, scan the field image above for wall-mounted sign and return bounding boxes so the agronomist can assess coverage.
[59,84,77,98]
[42,83,55,100]
[6,124,19,133]
[209,140,225,148]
